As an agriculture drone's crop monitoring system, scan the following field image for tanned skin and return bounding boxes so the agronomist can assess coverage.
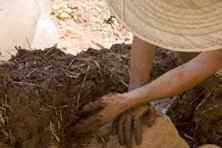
[74,36,222,138]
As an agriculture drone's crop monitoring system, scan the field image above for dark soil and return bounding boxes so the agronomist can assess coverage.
[0,44,130,148]
[0,44,181,148]
[167,77,222,148]
[0,44,221,148]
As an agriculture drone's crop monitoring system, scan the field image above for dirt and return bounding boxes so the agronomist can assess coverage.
[49,0,222,147]
[167,76,222,148]
[0,44,221,148]
[0,44,130,148]
[0,44,181,148]
[51,0,132,55]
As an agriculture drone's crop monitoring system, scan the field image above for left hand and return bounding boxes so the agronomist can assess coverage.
[113,104,158,148]
[73,93,131,133]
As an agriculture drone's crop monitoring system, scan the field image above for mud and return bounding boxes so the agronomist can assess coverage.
[0,44,180,148]
[0,44,221,148]
[0,44,129,148]
[167,76,222,148]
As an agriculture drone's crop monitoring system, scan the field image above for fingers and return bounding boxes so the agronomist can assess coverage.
[79,100,105,116]
[73,115,102,133]
[117,113,134,148]
[115,105,158,148]
[133,117,143,145]
[124,114,133,148]
[117,114,126,145]
[72,100,106,134]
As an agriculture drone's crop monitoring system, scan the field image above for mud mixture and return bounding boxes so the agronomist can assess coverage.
[0,44,221,148]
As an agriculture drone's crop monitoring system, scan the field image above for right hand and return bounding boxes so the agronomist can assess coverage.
[73,93,131,133]
[113,104,159,148]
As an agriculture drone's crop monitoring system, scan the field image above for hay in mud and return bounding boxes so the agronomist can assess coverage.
[167,77,222,148]
[0,43,221,148]
[0,44,181,148]
[0,44,130,148]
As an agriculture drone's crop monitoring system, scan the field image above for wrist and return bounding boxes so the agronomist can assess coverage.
[126,84,156,108]
[121,92,138,109]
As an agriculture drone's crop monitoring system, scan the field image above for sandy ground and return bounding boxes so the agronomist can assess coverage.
[49,0,178,113]
[51,0,132,55]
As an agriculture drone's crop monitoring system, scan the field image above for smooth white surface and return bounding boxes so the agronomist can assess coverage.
[0,0,40,61]
[32,14,59,49]
[32,0,59,49]
[0,0,58,61]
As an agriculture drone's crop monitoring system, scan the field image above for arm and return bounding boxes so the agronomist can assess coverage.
[74,37,157,134]
[116,37,156,147]
[125,49,222,107]
[129,36,156,89]
[74,46,222,134]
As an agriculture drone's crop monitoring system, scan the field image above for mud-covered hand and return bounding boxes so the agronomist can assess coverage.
[74,94,131,133]
[114,104,158,148]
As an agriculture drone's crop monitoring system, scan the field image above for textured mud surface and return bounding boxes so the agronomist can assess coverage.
[0,44,181,148]
[0,44,130,148]
[167,75,222,148]
[0,44,221,148]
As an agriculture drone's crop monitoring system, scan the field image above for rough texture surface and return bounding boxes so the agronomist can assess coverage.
[168,77,222,148]
[86,115,189,148]
[0,44,221,148]
[0,44,129,148]
[51,0,132,54]
[0,44,180,148]
[194,85,222,146]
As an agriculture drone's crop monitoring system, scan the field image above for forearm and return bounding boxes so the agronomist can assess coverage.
[125,50,222,107]
[129,36,156,89]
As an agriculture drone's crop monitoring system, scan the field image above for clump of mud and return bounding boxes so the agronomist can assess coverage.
[167,76,222,148]
[1,43,221,148]
[0,44,180,148]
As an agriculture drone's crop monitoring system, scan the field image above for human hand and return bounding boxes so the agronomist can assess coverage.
[73,93,131,133]
[113,104,159,148]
